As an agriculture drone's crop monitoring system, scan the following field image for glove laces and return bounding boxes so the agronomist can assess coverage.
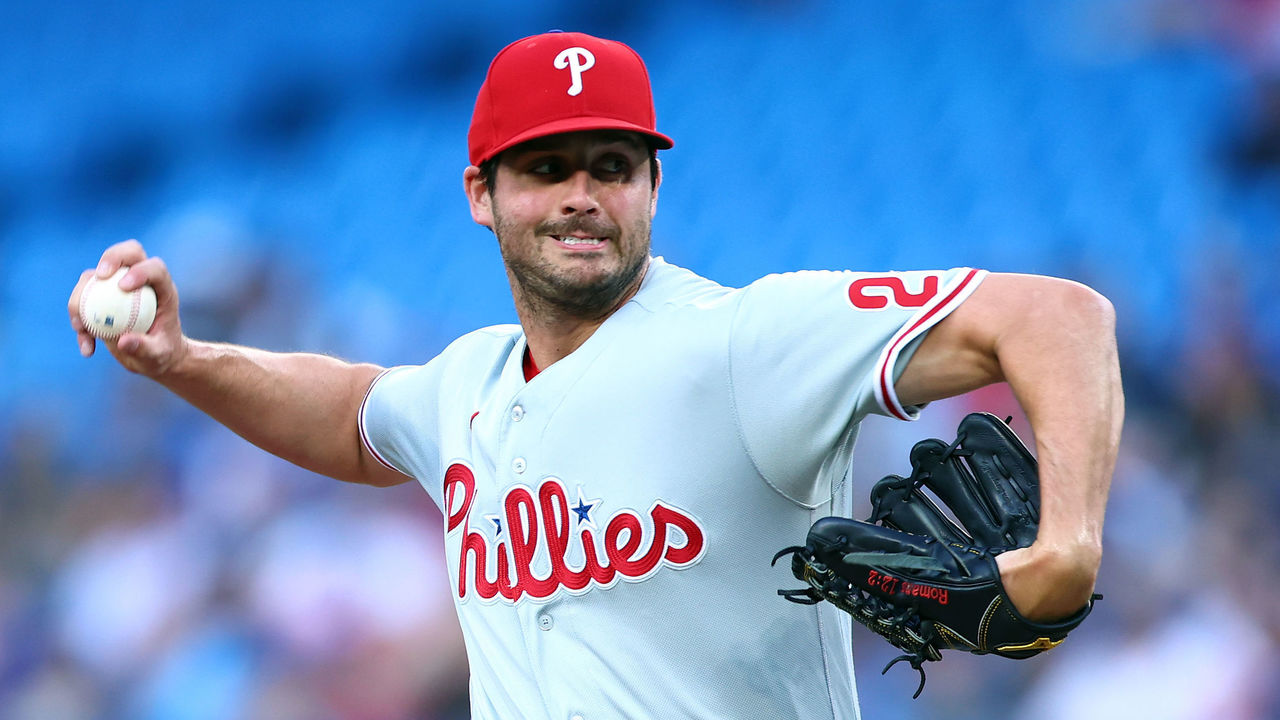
[882,652,929,699]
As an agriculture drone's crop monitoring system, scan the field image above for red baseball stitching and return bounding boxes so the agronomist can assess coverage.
[128,286,141,332]
[80,274,144,339]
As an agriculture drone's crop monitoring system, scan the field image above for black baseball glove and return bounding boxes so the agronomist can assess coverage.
[773,412,1099,697]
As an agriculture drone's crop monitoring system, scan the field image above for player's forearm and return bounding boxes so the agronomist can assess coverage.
[157,339,387,484]
[996,280,1123,562]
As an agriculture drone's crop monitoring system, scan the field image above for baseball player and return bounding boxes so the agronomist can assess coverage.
[68,31,1123,719]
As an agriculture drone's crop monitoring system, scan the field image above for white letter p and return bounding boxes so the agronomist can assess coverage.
[554,47,596,97]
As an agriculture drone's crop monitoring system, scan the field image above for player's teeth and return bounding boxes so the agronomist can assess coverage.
[559,237,604,245]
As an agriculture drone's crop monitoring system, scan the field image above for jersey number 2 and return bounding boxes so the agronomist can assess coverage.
[848,275,939,310]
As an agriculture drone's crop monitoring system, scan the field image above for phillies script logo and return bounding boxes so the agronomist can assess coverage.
[443,463,706,604]
[848,274,940,310]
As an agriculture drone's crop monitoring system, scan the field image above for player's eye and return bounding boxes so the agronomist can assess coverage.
[529,159,563,177]
[595,154,632,179]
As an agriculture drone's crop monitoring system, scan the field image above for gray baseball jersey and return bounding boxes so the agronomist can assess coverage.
[360,257,986,719]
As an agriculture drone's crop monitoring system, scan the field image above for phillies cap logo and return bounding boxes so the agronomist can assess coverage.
[554,46,596,96]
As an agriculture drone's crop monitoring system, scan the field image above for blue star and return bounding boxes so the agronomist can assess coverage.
[485,514,504,537]
[572,487,602,529]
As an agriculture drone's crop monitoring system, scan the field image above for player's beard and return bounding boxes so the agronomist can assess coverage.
[493,210,651,321]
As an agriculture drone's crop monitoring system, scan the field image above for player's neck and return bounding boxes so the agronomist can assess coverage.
[520,317,604,372]
[516,298,621,371]
[514,266,648,372]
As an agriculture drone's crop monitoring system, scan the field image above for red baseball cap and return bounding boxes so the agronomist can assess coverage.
[468,31,674,167]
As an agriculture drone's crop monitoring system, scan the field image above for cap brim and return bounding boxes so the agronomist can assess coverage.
[476,117,674,166]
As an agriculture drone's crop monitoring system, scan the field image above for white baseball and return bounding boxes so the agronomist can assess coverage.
[79,267,157,340]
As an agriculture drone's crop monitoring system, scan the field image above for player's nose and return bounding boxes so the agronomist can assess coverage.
[559,169,601,216]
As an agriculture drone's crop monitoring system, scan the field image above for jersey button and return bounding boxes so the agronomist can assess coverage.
[569,715,584,720]
[512,457,527,474]
[538,613,553,631]
[511,405,525,421]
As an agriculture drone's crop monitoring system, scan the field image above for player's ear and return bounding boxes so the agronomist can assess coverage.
[464,165,494,228]
[650,157,662,218]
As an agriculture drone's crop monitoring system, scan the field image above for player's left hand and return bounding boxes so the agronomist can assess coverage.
[774,412,1101,698]
[995,543,1100,622]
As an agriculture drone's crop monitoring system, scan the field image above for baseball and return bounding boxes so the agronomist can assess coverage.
[79,267,157,340]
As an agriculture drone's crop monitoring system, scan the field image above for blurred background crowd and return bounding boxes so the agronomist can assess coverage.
[3,0,1280,718]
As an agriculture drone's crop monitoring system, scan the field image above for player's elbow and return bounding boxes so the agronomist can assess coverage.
[1030,277,1116,338]
[1067,281,1115,332]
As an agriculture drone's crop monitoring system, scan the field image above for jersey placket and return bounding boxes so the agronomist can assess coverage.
[499,385,569,719]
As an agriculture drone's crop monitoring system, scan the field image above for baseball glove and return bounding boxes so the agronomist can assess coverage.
[773,412,1099,697]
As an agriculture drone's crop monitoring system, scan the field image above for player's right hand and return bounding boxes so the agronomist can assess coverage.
[69,239,188,378]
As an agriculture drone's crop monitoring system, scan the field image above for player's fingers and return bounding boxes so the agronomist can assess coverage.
[68,268,97,357]
[118,255,176,308]
[95,238,148,279]
[118,255,168,289]
[125,258,179,342]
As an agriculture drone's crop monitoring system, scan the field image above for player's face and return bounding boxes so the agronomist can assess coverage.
[467,131,659,319]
